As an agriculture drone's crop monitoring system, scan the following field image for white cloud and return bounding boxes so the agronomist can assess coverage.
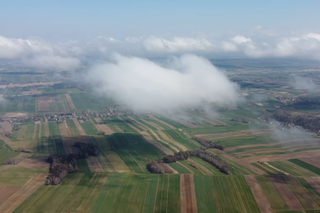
[231,36,252,44]
[85,54,240,111]
[1,32,320,71]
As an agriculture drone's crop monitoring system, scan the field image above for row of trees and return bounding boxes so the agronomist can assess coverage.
[147,148,231,175]
[191,137,224,150]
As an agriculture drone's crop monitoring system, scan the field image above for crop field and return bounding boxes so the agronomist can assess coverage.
[0,139,13,151]
[37,137,65,154]
[170,162,191,174]
[49,94,72,112]
[268,160,317,176]
[91,136,130,173]
[194,175,260,213]
[105,133,164,173]
[153,115,188,128]
[80,120,98,135]
[209,150,256,175]
[0,96,36,112]
[289,159,320,175]
[131,116,158,130]
[66,119,80,135]
[163,129,200,150]
[255,175,289,211]
[0,150,19,165]
[48,122,60,137]
[70,93,115,110]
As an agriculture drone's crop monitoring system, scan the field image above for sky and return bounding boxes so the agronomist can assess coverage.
[0,1,319,41]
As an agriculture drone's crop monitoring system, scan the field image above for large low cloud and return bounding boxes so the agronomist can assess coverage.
[85,54,240,111]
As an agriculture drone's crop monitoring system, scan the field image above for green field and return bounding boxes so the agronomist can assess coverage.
[70,93,115,110]
[67,119,80,136]
[269,160,317,176]
[256,175,288,211]
[195,175,260,213]
[105,133,165,173]
[289,159,320,175]
[80,120,98,135]
[0,150,19,165]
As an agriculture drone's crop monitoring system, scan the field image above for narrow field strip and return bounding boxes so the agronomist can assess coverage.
[244,175,274,213]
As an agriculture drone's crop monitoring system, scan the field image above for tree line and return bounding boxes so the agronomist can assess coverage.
[147,147,231,175]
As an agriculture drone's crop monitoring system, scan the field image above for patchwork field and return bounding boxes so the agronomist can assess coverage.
[0,67,320,212]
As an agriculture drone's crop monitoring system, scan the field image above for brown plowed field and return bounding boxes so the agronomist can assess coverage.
[300,156,320,169]
[72,117,86,135]
[0,186,21,206]
[243,149,320,163]
[269,176,304,211]
[86,156,104,172]
[244,175,274,213]
[0,122,13,134]
[16,158,49,169]
[96,124,114,135]
[65,94,76,110]
[32,124,37,140]
[94,117,102,123]
[0,173,47,213]
[213,149,266,175]
[180,174,198,213]
[38,96,52,112]
[150,116,176,129]
[2,113,27,119]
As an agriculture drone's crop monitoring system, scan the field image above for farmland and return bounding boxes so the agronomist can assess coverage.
[0,61,320,212]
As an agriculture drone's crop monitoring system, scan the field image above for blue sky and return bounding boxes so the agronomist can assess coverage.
[0,0,320,69]
[0,0,319,40]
